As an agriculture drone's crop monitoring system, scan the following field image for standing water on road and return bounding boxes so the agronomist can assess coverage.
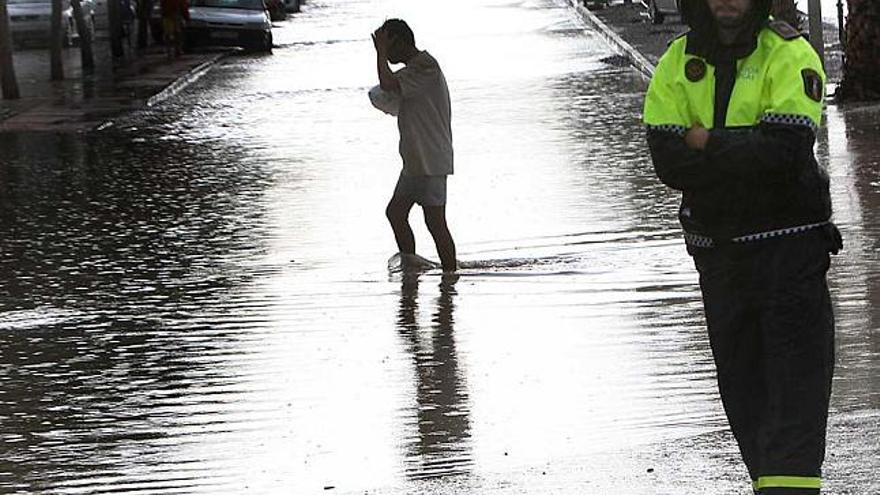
[1,0,878,493]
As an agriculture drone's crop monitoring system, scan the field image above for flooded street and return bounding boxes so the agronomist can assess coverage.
[1,0,878,493]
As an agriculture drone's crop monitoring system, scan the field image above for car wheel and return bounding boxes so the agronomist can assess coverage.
[649,0,665,24]
[259,31,273,52]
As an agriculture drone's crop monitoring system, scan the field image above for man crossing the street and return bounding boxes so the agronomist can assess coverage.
[371,19,457,274]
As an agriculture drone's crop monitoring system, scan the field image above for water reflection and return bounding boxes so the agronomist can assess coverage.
[829,105,880,413]
[395,275,472,479]
[0,130,274,309]
[0,129,276,492]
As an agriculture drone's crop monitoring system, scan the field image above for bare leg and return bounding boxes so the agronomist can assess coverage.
[424,206,456,272]
[386,196,416,254]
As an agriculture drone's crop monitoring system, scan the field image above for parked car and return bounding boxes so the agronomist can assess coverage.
[183,0,272,52]
[7,0,96,47]
[646,0,680,24]
[282,0,298,13]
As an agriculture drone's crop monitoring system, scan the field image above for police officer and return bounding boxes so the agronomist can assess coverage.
[643,0,842,493]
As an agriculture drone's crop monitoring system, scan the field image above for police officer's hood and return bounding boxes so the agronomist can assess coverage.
[680,0,772,60]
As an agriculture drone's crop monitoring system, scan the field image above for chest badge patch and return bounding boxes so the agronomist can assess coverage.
[685,59,706,82]
[802,68,823,102]
[739,66,758,80]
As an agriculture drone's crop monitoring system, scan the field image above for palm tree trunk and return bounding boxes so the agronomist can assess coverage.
[0,0,20,99]
[837,0,880,101]
[50,0,64,80]
[108,0,124,59]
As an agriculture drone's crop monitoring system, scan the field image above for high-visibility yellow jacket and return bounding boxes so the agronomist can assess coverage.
[644,20,832,244]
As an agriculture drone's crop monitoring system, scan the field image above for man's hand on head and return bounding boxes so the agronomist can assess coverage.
[372,28,389,56]
[373,27,401,92]
[685,124,710,151]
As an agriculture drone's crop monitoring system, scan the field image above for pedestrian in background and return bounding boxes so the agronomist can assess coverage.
[371,19,457,274]
[643,0,842,493]
[161,0,189,59]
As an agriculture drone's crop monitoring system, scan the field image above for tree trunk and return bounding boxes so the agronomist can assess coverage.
[108,0,124,59]
[771,0,801,30]
[137,0,150,49]
[837,0,880,101]
[50,0,64,80]
[0,0,20,99]
[70,0,94,73]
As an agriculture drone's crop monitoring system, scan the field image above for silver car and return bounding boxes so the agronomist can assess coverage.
[7,0,96,46]
[646,0,681,24]
[184,0,273,52]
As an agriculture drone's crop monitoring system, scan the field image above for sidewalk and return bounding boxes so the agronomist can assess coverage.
[0,37,230,132]
[569,0,844,84]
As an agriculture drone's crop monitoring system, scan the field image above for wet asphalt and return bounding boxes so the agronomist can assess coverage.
[0,0,878,493]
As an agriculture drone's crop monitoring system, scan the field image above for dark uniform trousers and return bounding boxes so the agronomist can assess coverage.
[693,227,836,494]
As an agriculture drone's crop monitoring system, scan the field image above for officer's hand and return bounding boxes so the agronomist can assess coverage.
[685,124,710,151]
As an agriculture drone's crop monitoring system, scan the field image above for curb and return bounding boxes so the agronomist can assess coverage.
[0,50,233,133]
[145,50,231,108]
[565,0,656,80]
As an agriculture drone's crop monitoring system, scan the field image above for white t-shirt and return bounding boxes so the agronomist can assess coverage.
[394,51,453,176]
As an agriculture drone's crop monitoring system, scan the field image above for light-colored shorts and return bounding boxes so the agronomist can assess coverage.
[392,172,447,207]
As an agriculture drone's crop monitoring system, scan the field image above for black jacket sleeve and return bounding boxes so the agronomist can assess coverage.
[648,122,816,192]
[647,128,718,191]
[706,122,816,183]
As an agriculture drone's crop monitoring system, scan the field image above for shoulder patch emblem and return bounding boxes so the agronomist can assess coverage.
[685,58,706,82]
[802,68,823,102]
[768,20,801,40]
